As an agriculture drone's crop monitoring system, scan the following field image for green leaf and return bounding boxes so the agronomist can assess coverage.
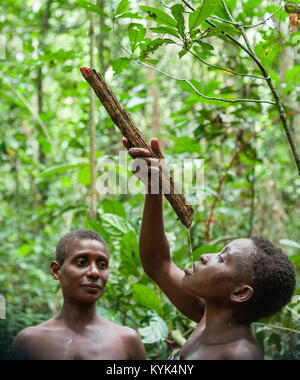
[189,0,218,32]
[39,163,88,177]
[138,311,168,344]
[117,12,142,19]
[195,40,214,51]
[128,23,146,53]
[150,26,180,39]
[101,213,135,239]
[132,284,162,315]
[112,57,130,75]
[120,231,141,277]
[78,165,90,186]
[115,0,129,16]
[76,0,108,17]
[285,66,300,84]
[140,6,177,28]
[100,199,126,218]
[179,48,189,59]
[171,4,185,37]
[192,245,219,258]
[140,38,175,60]
[14,244,31,258]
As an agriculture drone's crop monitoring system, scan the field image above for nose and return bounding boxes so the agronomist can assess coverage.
[200,255,209,265]
[87,262,100,279]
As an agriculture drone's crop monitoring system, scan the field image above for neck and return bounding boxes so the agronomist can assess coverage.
[57,299,99,332]
[199,302,251,345]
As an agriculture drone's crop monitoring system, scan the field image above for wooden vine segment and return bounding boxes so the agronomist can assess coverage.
[80,67,194,229]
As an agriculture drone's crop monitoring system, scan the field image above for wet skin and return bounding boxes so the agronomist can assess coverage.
[123,137,263,360]
[180,239,262,360]
[12,239,146,360]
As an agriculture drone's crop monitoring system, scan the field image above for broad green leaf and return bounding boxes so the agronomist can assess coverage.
[118,12,142,19]
[120,231,141,277]
[85,220,110,245]
[168,136,201,154]
[244,0,263,14]
[78,165,90,186]
[128,23,146,53]
[39,163,88,177]
[138,311,168,344]
[132,284,162,315]
[179,48,189,59]
[140,38,175,60]
[285,66,300,83]
[14,244,31,258]
[100,199,126,218]
[150,26,180,39]
[189,0,218,32]
[192,245,219,258]
[195,40,214,51]
[101,213,135,238]
[112,57,130,75]
[171,4,185,37]
[140,6,177,28]
[115,0,129,16]
[76,0,108,17]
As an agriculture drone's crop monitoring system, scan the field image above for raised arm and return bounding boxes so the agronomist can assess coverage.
[123,138,204,323]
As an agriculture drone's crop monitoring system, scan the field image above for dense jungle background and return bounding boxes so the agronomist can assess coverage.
[0,0,299,360]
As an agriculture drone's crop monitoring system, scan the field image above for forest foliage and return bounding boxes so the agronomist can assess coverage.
[0,0,300,359]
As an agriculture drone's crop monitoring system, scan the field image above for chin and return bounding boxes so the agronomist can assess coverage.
[81,294,102,303]
[182,277,195,295]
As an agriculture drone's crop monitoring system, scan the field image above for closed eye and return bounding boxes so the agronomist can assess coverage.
[218,254,224,263]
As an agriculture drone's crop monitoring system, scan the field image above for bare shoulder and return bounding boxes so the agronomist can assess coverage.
[223,339,263,360]
[12,325,42,358]
[105,321,146,359]
[12,319,56,358]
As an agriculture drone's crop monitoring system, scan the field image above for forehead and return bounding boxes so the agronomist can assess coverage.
[67,239,109,259]
[225,238,256,259]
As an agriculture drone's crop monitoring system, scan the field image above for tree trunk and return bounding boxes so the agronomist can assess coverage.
[88,3,98,220]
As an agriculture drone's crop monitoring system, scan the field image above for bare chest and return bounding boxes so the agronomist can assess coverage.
[180,327,228,360]
[29,330,128,360]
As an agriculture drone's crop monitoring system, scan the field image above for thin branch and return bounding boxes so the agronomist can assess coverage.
[12,87,54,144]
[244,2,291,29]
[112,18,274,105]
[139,62,275,105]
[205,111,300,243]
[188,49,268,80]
[209,16,237,26]
[285,4,300,14]
[253,322,300,336]
[181,0,194,12]
[156,0,171,9]
[221,0,300,175]
[181,1,258,60]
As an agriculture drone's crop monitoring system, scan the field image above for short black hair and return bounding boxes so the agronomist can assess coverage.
[241,237,296,323]
[55,229,108,265]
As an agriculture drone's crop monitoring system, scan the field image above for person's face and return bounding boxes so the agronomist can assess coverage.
[51,239,109,303]
[182,239,255,303]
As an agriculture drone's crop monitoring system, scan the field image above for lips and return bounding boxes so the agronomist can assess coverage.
[184,262,201,276]
[81,283,102,290]
[184,268,193,275]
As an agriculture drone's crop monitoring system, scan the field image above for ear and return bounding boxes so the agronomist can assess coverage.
[230,285,253,303]
[50,261,61,281]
